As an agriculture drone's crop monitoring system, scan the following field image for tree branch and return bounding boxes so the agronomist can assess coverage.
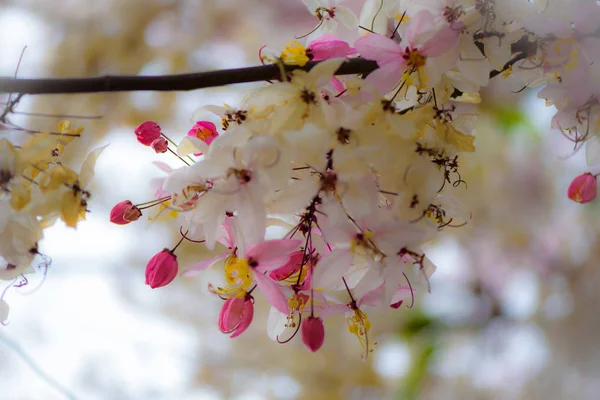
[0,59,379,95]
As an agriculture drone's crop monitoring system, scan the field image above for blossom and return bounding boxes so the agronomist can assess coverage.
[354,9,460,94]
[187,121,218,156]
[301,316,325,352]
[110,200,142,225]
[218,294,254,338]
[145,249,178,289]
[302,0,358,40]
[567,173,597,203]
[207,239,301,314]
[134,121,162,146]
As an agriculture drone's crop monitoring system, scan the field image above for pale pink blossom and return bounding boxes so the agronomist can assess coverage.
[354,10,460,93]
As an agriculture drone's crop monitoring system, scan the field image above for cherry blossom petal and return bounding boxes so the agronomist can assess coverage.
[354,34,403,64]
[245,239,302,263]
[267,307,289,341]
[308,58,345,88]
[333,5,358,29]
[422,26,459,58]
[254,272,289,314]
[181,253,227,277]
[364,60,405,95]
[230,300,254,339]
[312,249,354,289]
[404,10,435,45]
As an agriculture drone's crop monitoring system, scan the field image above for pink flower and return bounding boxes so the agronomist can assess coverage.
[354,10,459,94]
[244,239,302,314]
[134,121,161,146]
[109,200,142,225]
[307,34,354,61]
[218,295,254,338]
[568,172,597,203]
[269,250,312,290]
[187,121,218,155]
[151,137,168,153]
[301,316,325,352]
[145,249,178,289]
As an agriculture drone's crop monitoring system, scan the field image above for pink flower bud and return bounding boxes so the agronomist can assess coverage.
[151,137,169,153]
[145,249,178,289]
[134,121,162,146]
[568,172,597,203]
[307,34,354,61]
[187,121,218,156]
[218,295,254,338]
[109,200,142,225]
[188,121,218,144]
[301,316,325,352]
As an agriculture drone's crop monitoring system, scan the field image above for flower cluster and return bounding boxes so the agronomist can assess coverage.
[103,0,600,354]
[0,120,105,323]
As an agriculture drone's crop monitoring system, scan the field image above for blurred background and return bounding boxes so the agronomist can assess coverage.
[1,0,599,399]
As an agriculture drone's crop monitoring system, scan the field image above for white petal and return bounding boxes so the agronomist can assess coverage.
[177,136,207,157]
[79,144,109,188]
[313,249,354,289]
[334,6,358,29]
[307,58,345,88]
[586,135,600,167]
[267,306,289,341]
[0,300,8,322]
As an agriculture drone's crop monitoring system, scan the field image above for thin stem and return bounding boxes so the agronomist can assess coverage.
[167,147,191,166]
[135,196,171,207]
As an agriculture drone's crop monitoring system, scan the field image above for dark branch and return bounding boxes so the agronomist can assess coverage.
[0,34,538,97]
[0,59,379,95]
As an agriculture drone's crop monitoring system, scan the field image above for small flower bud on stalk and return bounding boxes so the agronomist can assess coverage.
[134,121,162,146]
[301,316,325,352]
[145,249,178,289]
[218,295,254,338]
[151,137,169,154]
[109,200,142,225]
[568,173,597,203]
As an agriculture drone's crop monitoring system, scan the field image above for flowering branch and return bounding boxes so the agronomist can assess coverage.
[0,59,379,95]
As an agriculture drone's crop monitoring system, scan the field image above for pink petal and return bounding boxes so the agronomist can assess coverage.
[314,303,348,319]
[254,272,288,314]
[181,254,227,277]
[422,26,459,58]
[331,76,345,93]
[364,61,405,95]
[405,10,435,45]
[358,284,384,308]
[354,33,403,64]
[312,249,354,289]
[230,300,254,338]
[390,285,414,305]
[245,239,302,263]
